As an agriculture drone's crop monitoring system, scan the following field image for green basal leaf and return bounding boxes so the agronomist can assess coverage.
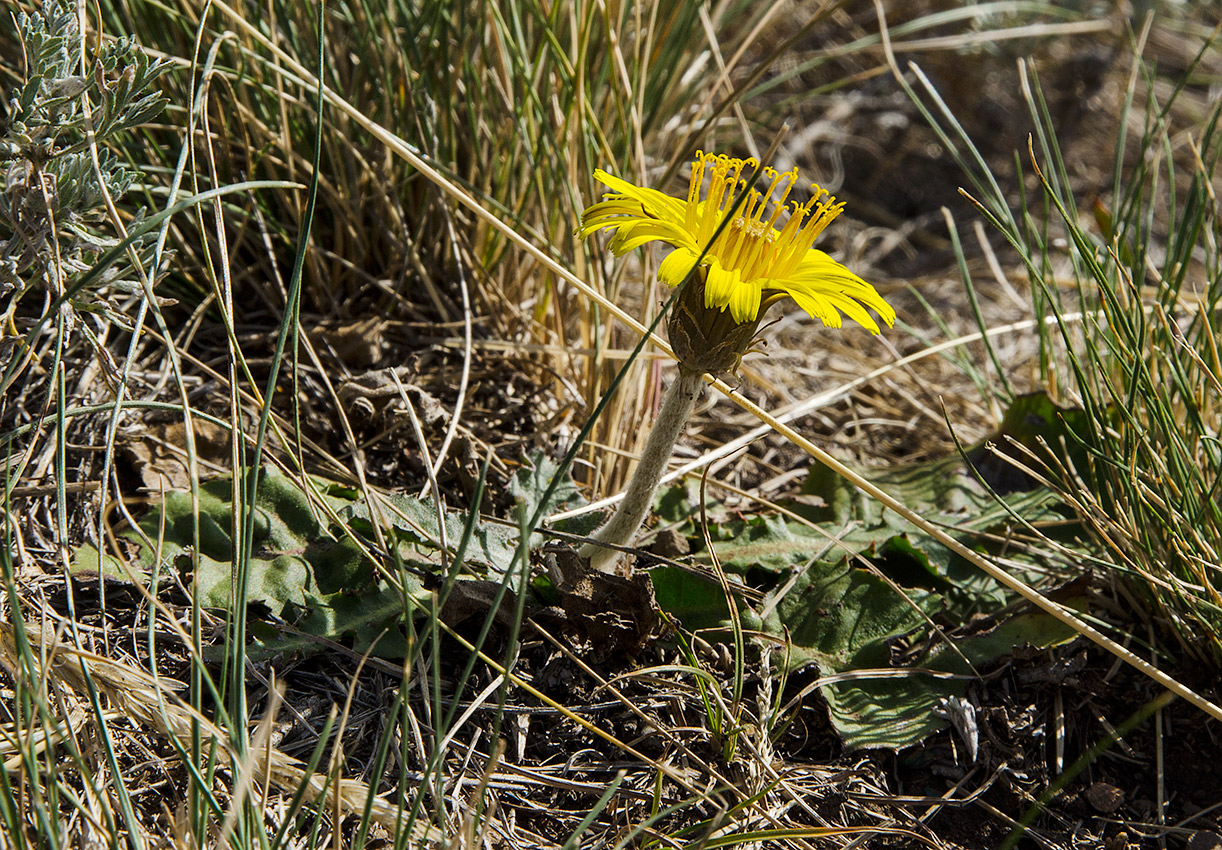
[511,449,596,542]
[705,514,824,573]
[648,393,1092,749]
[649,566,733,634]
[68,465,499,659]
[339,492,517,576]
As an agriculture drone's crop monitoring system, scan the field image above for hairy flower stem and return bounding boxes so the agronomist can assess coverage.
[581,369,705,573]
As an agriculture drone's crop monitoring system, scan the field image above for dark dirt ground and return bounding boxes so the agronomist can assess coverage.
[37,567,1222,848]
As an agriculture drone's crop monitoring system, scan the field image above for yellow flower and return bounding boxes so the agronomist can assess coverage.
[579,151,895,330]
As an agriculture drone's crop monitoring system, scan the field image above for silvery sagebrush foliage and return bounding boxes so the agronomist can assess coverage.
[1,0,169,361]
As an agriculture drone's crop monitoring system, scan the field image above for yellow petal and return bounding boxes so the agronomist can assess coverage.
[728,278,762,323]
[790,250,895,328]
[579,159,894,340]
[592,170,687,224]
[607,221,690,255]
[787,289,843,328]
[703,263,742,315]
[658,249,700,286]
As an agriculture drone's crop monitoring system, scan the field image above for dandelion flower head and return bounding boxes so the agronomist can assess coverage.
[579,151,895,331]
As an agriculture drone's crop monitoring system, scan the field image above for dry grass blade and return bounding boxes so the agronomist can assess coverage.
[0,622,443,843]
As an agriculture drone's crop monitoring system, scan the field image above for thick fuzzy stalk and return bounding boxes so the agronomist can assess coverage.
[581,370,705,573]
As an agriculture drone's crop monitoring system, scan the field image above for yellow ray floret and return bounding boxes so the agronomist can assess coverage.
[579,151,896,330]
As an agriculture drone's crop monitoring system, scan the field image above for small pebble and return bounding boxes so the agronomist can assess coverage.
[1084,782,1124,814]
[1187,832,1222,850]
[648,527,690,558]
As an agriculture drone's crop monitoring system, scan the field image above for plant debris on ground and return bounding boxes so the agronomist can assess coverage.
[1,1,1221,848]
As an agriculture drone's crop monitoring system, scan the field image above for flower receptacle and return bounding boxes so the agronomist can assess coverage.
[668,269,762,376]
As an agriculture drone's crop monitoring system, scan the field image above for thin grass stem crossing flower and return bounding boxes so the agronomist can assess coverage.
[577,152,894,573]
